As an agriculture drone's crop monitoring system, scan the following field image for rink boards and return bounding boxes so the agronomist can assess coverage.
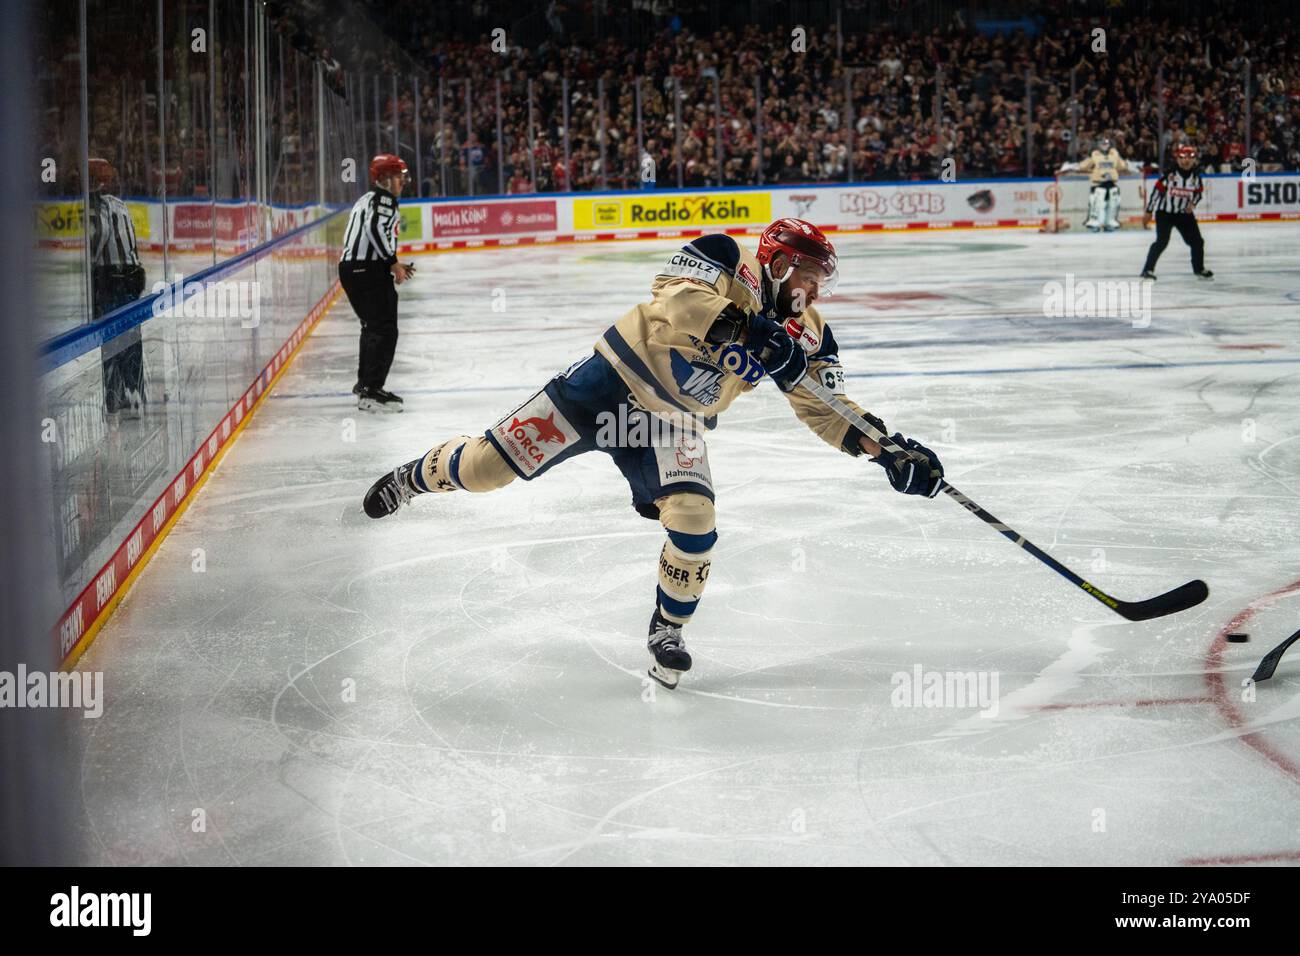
[397,173,1300,252]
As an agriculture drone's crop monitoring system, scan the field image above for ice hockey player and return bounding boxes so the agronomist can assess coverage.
[360,219,945,689]
[339,154,416,412]
[1140,144,1213,280]
[1058,137,1136,232]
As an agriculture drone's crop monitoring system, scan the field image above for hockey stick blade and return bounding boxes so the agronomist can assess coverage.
[794,377,1211,623]
[1251,628,1300,683]
[1111,578,1209,622]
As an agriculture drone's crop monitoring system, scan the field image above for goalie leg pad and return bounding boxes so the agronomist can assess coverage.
[1086,186,1105,228]
[655,493,716,626]
[415,436,516,493]
[1104,184,1121,229]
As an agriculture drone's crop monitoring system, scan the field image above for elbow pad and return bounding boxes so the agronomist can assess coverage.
[705,303,749,345]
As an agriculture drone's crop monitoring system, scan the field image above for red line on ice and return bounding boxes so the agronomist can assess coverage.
[1033,696,1213,711]
[1204,578,1300,784]
[1182,849,1300,865]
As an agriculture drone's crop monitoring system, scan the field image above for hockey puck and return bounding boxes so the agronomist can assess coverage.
[1226,633,1250,643]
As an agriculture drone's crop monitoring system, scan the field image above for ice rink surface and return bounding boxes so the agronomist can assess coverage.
[71,223,1300,866]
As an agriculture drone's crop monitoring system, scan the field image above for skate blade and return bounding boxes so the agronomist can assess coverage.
[339,505,374,528]
[648,663,681,690]
[358,399,403,413]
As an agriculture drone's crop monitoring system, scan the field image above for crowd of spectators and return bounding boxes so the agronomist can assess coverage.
[357,6,1298,195]
[33,0,1300,206]
[37,0,326,206]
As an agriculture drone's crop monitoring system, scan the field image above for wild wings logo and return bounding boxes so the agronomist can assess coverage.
[670,350,725,406]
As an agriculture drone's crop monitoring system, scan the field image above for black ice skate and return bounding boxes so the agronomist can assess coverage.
[1195,269,1214,280]
[363,460,421,518]
[122,387,144,420]
[1140,269,1157,280]
[358,386,403,413]
[647,609,692,690]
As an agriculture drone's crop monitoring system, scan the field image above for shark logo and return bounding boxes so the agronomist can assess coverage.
[495,401,577,473]
[509,412,567,444]
[669,351,724,406]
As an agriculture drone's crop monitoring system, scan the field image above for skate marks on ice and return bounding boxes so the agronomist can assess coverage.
[68,225,1300,865]
[939,623,1113,734]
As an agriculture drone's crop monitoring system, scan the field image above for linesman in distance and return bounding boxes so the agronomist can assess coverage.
[88,157,147,418]
[339,154,416,412]
[1141,144,1213,280]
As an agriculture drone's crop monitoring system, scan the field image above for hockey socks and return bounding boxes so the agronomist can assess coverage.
[414,436,516,493]
[413,437,472,493]
[655,529,715,626]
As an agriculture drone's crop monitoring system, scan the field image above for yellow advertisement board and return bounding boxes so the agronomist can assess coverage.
[34,202,85,240]
[125,201,151,239]
[573,192,770,230]
[35,199,152,240]
[398,205,422,240]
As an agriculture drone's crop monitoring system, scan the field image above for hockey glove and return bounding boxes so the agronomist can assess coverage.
[872,433,945,498]
[745,314,808,393]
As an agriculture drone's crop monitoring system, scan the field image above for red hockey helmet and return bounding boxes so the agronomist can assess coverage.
[756,218,839,295]
[1174,144,1197,160]
[87,157,117,191]
[369,153,410,185]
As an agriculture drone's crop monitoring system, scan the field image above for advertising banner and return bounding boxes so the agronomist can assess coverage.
[216,203,258,245]
[573,192,769,230]
[34,201,85,243]
[429,198,557,239]
[172,202,212,240]
[398,174,1300,250]
[1201,173,1300,220]
[772,181,1050,227]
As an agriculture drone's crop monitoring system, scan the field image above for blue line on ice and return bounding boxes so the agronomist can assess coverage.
[270,355,1300,401]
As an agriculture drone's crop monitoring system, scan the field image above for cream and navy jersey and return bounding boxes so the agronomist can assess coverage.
[593,233,874,455]
[88,192,140,268]
[1145,167,1204,215]
[340,185,400,266]
[1075,148,1132,185]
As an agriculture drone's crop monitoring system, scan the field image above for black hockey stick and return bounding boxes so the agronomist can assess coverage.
[798,377,1209,621]
[1251,628,1300,683]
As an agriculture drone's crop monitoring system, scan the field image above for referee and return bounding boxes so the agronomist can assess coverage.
[340,154,415,412]
[1141,144,1213,280]
[88,157,146,417]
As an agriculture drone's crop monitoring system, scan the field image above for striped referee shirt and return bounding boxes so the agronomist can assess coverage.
[89,192,140,267]
[340,185,399,266]
[1145,168,1204,215]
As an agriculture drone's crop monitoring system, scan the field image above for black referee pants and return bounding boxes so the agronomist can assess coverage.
[1143,211,1205,273]
[339,261,399,391]
[93,264,146,412]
